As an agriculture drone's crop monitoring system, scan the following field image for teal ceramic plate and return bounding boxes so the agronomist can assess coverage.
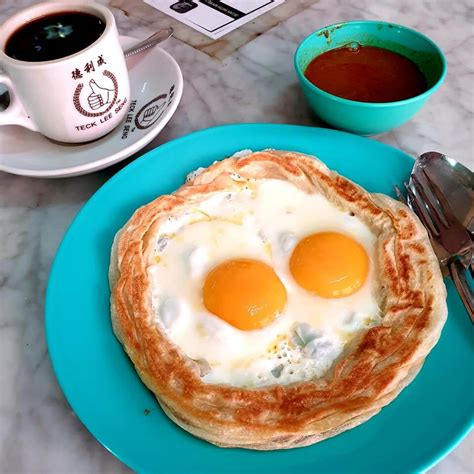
[46,124,473,473]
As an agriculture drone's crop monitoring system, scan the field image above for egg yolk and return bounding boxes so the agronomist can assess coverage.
[289,232,369,298]
[203,258,287,331]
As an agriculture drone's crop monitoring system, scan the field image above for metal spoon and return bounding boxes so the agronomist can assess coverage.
[412,152,474,236]
[394,151,474,320]
[0,27,174,110]
[396,150,473,274]
[124,27,173,58]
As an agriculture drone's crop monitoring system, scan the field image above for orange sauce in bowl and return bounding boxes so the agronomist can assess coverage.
[304,44,428,103]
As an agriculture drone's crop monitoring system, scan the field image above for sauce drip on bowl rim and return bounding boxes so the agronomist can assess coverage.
[304,43,428,103]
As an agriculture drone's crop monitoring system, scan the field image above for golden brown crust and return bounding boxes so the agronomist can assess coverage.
[109,150,447,449]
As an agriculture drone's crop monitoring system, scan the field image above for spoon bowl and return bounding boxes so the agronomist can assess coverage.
[412,152,474,235]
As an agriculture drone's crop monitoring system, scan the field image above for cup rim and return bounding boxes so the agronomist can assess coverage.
[0,0,116,68]
[294,20,447,108]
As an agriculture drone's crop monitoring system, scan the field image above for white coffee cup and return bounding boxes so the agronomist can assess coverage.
[0,1,130,143]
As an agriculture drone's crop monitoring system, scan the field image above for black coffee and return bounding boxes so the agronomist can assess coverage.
[5,11,105,62]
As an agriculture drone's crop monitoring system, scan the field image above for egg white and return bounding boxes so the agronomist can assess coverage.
[148,178,380,388]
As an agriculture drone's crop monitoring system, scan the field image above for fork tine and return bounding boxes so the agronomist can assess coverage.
[411,174,449,229]
[404,181,440,237]
[393,185,407,204]
[421,169,458,227]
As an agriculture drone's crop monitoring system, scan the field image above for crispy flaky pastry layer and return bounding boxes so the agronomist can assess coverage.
[109,150,447,449]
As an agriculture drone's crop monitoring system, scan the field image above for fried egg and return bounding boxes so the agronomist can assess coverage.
[148,175,380,388]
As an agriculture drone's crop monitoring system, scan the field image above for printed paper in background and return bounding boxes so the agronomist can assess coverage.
[144,0,285,39]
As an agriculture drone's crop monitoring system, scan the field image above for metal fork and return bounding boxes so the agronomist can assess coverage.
[395,174,473,322]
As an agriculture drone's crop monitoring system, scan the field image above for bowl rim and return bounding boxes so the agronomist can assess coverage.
[294,20,447,108]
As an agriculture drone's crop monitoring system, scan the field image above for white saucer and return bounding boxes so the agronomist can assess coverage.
[0,36,183,178]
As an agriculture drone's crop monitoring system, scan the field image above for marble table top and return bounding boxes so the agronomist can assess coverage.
[0,0,472,472]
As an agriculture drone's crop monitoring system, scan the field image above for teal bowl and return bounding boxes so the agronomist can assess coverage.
[294,21,447,135]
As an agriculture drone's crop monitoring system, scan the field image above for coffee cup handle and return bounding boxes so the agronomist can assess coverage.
[0,72,39,131]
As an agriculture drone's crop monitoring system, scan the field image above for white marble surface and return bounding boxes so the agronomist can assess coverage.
[0,0,473,472]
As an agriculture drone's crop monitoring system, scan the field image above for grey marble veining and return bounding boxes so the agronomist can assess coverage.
[108,0,319,60]
[0,0,472,473]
